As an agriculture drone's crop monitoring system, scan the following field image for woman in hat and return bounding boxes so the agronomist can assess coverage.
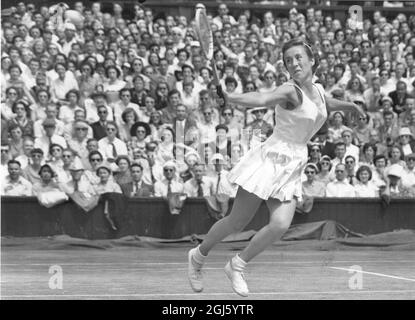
[155,127,175,165]
[130,121,152,151]
[187,39,365,297]
[397,127,415,156]
[94,162,122,195]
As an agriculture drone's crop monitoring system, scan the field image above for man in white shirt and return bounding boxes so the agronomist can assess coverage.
[184,163,215,197]
[402,153,415,188]
[154,161,184,197]
[98,121,128,161]
[326,164,356,197]
[15,137,34,169]
[342,129,360,163]
[61,23,79,56]
[34,119,67,156]
[198,106,218,144]
[211,153,237,197]
[1,160,33,196]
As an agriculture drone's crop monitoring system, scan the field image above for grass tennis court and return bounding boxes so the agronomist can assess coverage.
[2,240,414,300]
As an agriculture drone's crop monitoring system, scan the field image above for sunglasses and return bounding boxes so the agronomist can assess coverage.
[8,92,17,95]
[164,168,174,172]
[121,94,131,97]
[203,112,212,115]
[91,158,102,162]
[223,113,232,116]
[98,111,108,114]
[31,154,43,158]
[76,127,88,131]
[321,161,330,165]
[51,148,62,152]
[305,171,316,174]
[106,128,116,131]
[345,161,354,164]
[311,149,320,152]
[335,170,344,173]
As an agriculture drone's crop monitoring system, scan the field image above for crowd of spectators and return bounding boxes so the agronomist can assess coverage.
[1,1,415,201]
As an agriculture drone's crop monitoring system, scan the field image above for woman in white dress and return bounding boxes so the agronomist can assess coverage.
[187,39,365,297]
[354,165,379,198]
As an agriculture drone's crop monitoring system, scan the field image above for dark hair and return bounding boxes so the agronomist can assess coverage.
[121,107,138,123]
[225,76,238,87]
[130,162,144,171]
[8,159,21,167]
[115,155,131,167]
[38,164,55,177]
[65,89,80,101]
[215,124,229,133]
[105,65,121,78]
[335,141,346,149]
[356,165,372,181]
[374,154,387,165]
[282,38,319,74]
[89,150,103,162]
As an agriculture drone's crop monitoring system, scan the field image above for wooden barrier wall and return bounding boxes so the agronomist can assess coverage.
[1,197,414,239]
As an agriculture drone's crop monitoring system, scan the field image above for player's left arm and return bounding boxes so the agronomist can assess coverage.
[325,96,366,117]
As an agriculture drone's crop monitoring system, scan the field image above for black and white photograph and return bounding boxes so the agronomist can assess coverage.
[1,0,415,307]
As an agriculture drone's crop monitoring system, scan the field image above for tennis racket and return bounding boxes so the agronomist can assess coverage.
[195,4,225,104]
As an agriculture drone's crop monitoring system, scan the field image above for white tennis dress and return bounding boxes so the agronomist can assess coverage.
[228,81,328,201]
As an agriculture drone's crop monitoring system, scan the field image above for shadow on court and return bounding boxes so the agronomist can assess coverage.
[2,234,415,300]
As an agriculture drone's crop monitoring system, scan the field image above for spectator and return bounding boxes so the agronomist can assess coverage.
[94,162,122,195]
[378,110,400,144]
[397,127,415,156]
[121,162,153,197]
[33,104,65,139]
[61,158,95,196]
[84,150,103,185]
[402,153,415,189]
[386,164,415,198]
[50,63,79,102]
[172,104,198,146]
[7,124,24,159]
[184,163,215,197]
[302,163,325,197]
[8,99,33,138]
[91,104,110,140]
[154,161,184,197]
[372,155,389,190]
[1,159,32,196]
[114,155,132,185]
[34,118,67,156]
[388,145,406,168]
[98,121,128,160]
[130,121,152,151]
[22,148,44,185]
[32,164,61,195]
[354,165,379,198]
[342,128,360,163]
[155,127,175,165]
[344,155,358,185]
[325,163,356,197]
[15,137,34,169]
[329,111,350,143]
[353,112,371,146]
[360,143,377,167]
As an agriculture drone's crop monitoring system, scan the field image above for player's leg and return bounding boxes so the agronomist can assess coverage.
[188,187,263,292]
[225,198,297,296]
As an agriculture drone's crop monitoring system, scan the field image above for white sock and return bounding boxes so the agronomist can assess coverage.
[231,254,247,272]
[192,245,206,266]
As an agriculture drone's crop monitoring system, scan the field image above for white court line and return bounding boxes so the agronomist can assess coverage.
[2,260,415,266]
[330,267,415,282]
[2,289,415,299]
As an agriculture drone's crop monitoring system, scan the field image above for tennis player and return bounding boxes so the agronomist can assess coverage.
[187,39,365,297]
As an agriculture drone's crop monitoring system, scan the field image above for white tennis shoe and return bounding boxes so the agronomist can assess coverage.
[187,248,203,292]
[224,260,249,297]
